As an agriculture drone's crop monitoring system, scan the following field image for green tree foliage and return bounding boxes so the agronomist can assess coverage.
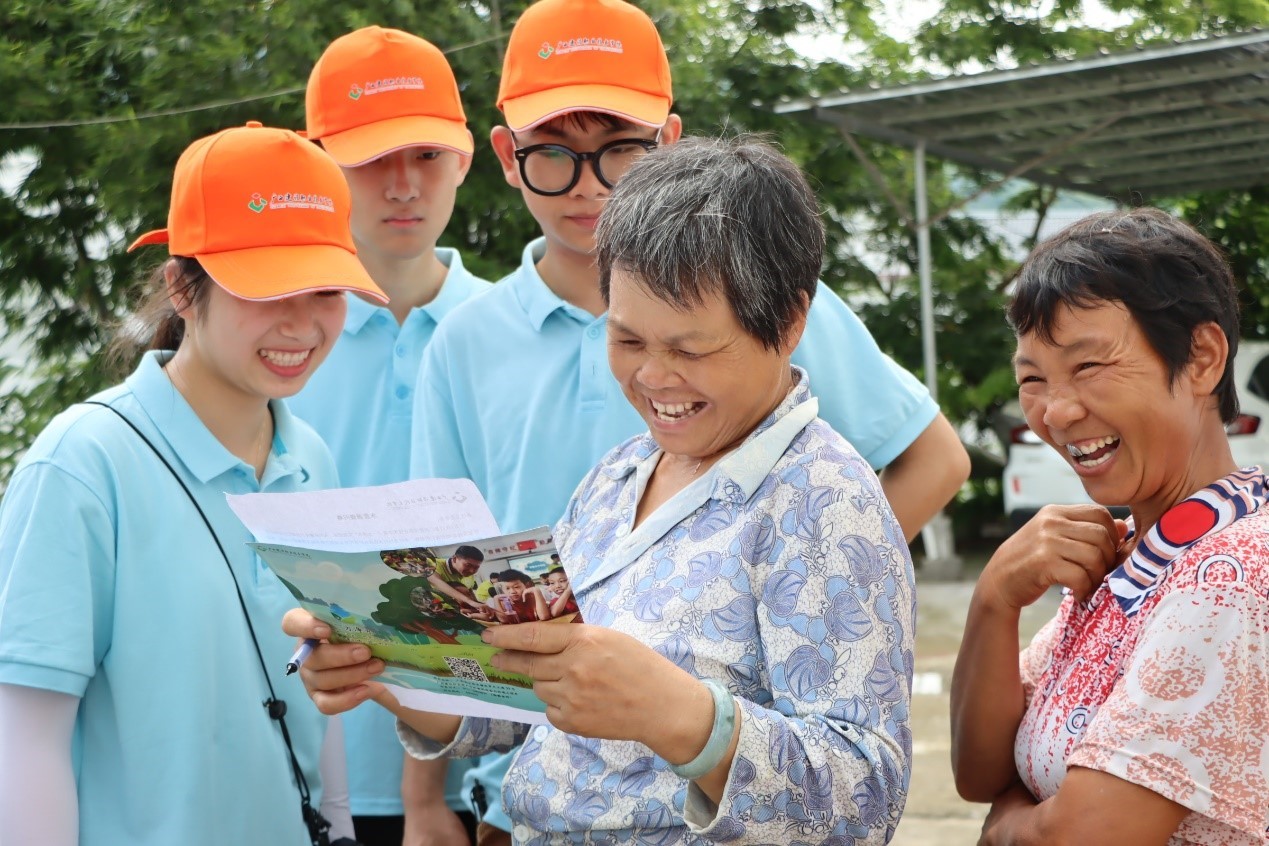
[915,0,1269,70]
[1177,187,1269,339]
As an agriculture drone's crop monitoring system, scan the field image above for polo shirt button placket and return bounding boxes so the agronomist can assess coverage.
[393,343,411,392]
[579,321,608,408]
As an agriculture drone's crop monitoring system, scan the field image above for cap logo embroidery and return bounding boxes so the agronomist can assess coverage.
[249,192,336,213]
[544,37,623,56]
[268,192,336,212]
[355,76,426,97]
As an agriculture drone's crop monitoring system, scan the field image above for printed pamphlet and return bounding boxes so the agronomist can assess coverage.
[228,479,580,724]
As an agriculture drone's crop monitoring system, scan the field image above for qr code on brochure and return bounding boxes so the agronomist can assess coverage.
[444,656,490,683]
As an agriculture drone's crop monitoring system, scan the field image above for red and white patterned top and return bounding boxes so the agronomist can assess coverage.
[1016,468,1269,846]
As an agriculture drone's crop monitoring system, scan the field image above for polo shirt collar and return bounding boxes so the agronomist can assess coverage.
[570,369,818,596]
[125,351,307,486]
[420,248,480,324]
[342,249,483,334]
[342,292,383,335]
[1107,466,1267,616]
[262,399,309,487]
[601,367,820,506]
[510,238,592,332]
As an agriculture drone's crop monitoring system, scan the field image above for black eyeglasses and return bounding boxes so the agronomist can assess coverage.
[512,133,660,196]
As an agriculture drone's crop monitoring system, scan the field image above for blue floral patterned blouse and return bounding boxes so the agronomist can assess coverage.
[401,370,916,844]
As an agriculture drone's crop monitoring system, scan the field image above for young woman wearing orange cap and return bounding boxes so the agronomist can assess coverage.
[0,121,385,846]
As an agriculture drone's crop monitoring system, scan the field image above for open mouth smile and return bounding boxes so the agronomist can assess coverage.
[1065,435,1120,468]
[259,349,311,367]
[650,398,706,423]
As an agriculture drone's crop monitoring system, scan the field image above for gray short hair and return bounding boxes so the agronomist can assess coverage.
[596,136,825,350]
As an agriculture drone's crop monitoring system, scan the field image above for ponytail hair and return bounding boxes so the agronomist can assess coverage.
[107,256,212,374]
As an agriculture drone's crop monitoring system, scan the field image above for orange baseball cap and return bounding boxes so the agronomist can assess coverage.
[127,122,387,303]
[307,26,472,166]
[497,0,673,132]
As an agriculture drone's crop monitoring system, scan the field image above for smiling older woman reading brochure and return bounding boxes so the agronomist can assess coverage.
[285,137,916,845]
[951,208,1269,846]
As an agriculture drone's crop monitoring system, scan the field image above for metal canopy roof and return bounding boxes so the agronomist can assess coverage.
[777,30,1269,200]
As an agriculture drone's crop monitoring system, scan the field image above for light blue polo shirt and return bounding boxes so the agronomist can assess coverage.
[0,351,332,846]
[291,249,490,495]
[289,247,490,818]
[410,237,938,829]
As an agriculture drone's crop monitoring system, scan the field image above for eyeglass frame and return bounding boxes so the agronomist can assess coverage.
[510,127,663,196]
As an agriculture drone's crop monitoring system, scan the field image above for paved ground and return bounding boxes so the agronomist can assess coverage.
[890,579,1060,846]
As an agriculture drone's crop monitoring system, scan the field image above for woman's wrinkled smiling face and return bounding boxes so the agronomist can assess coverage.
[1014,300,1214,519]
[606,266,801,463]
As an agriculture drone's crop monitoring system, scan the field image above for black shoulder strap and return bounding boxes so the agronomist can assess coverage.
[81,400,330,846]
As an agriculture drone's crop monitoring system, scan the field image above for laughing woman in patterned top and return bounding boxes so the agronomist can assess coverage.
[287,137,916,845]
[951,208,1269,846]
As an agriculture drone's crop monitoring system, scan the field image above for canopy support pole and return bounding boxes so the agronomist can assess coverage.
[915,141,962,577]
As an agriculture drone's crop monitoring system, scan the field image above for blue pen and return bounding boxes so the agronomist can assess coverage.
[285,638,319,676]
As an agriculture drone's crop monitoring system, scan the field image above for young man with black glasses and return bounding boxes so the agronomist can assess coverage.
[405,0,970,842]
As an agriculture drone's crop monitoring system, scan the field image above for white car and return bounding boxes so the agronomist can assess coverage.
[1003,340,1269,529]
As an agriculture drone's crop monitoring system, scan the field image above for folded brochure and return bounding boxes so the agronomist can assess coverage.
[227,479,580,725]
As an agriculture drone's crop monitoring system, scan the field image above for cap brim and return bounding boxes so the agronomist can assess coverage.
[502,84,670,132]
[197,244,388,304]
[127,229,170,252]
[320,115,473,166]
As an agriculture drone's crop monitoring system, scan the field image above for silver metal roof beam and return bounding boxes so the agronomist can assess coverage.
[996,112,1268,154]
[775,29,1269,113]
[1067,143,1269,180]
[874,57,1268,127]
[1045,123,1269,166]
[1000,124,1269,163]
[1140,181,1266,199]
[1133,161,1269,196]
[928,81,1269,142]
[810,108,1106,195]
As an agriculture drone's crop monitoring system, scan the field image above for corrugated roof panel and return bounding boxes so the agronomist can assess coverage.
[778,30,1269,198]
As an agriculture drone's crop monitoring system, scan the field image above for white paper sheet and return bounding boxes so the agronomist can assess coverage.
[386,684,549,726]
[226,478,500,552]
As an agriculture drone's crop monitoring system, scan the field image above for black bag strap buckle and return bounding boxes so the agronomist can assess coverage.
[303,800,332,846]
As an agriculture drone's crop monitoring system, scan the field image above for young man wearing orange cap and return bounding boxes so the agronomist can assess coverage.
[407,0,969,841]
[289,26,488,846]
